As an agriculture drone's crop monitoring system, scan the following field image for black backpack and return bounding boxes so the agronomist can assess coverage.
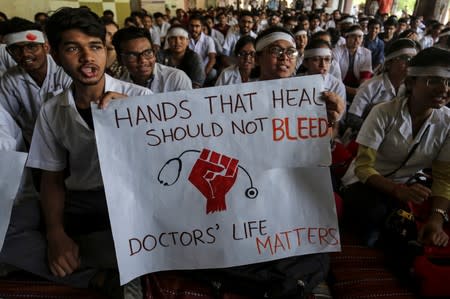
[190,253,330,299]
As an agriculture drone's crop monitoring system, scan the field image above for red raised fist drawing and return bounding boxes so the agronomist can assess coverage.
[188,149,239,214]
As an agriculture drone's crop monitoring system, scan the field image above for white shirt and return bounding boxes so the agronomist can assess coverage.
[222,30,257,57]
[0,104,38,202]
[332,45,372,81]
[27,74,151,191]
[0,44,17,77]
[342,96,450,185]
[0,104,20,151]
[149,27,161,46]
[336,37,346,47]
[211,28,225,46]
[329,59,342,80]
[420,35,437,50]
[299,73,347,111]
[0,55,72,145]
[325,20,336,29]
[153,22,171,40]
[349,72,404,118]
[215,64,245,86]
[189,32,216,68]
[121,63,192,93]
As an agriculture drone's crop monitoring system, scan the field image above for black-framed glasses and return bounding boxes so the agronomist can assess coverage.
[267,46,298,59]
[121,48,155,62]
[425,77,449,88]
[6,43,43,57]
[237,51,256,58]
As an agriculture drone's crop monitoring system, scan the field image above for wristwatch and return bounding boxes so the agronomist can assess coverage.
[432,208,449,223]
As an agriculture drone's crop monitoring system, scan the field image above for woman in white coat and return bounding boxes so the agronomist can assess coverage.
[332,25,372,101]
[215,35,256,86]
[346,38,420,131]
[342,47,450,247]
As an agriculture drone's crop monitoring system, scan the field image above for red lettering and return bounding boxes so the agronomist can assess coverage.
[256,236,274,255]
[308,227,318,244]
[272,118,284,141]
[327,228,340,245]
[273,233,286,253]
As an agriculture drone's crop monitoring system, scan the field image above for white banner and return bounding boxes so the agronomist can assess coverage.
[93,75,341,285]
[0,150,27,250]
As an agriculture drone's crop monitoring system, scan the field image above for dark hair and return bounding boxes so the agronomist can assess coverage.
[309,14,320,22]
[383,18,398,28]
[385,38,419,56]
[409,47,450,68]
[103,9,114,17]
[0,12,8,21]
[398,17,408,24]
[326,27,341,47]
[45,7,105,50]
[398,29,417,39]
[153,12,164,19]
[34,12,48,22]
[298,15,309,23]
[304,39,331,51]
[102,18,119,30]
[3,17,41,35]
[112,26,153,57]
[189,14,205,26]
[311,30,330,41]
[234,35,256,56]
[344,24,363,36]
[368,18,382,28]
[239,10,253,19]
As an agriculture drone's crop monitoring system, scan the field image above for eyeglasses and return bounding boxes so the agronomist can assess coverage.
[121,48,155,62]
[267,46,298,59]
[309,56,332,64]
[237,51,256,58]
[7,43,42,57]
[425,77,449,88]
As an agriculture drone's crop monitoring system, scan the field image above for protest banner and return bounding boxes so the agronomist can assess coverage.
[93,75,341,284]
[0,150,28,250]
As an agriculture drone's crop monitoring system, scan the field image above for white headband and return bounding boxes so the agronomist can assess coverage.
[166,27,189,39]
[344,29,364,37]
[294,30,307,36]
[341,17,354,24]
[4,30,45,46]
[255,32,296,52]
[384,48,417,62]
[407,66,450,78]
[304,48,332,58]
[439,31,450,38]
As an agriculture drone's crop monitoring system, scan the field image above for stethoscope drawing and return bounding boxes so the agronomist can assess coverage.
[157,149,258,199]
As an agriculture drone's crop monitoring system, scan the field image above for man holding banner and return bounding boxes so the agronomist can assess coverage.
[1,9,344,299]
[92,25,345,298]
[24,7,150,299]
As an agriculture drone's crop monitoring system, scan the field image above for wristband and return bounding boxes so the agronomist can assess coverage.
[431,208,449,223]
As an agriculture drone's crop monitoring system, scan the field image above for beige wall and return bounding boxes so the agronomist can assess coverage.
[0,0,51,21]
[0,0,131,28]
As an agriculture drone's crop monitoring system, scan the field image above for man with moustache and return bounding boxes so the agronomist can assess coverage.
[113,26,192,93]
[0,17,72,146]
[23,7,150,299]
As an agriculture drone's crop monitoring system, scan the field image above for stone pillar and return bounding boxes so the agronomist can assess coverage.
[343,0,353,14]
[414,0,448,22]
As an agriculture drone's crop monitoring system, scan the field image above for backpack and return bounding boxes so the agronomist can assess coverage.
[189,253,330,299]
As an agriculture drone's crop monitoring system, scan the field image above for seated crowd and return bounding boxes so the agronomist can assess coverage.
[0,4,449,299]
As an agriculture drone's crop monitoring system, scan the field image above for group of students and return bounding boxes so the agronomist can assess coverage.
[0,4,448,299]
